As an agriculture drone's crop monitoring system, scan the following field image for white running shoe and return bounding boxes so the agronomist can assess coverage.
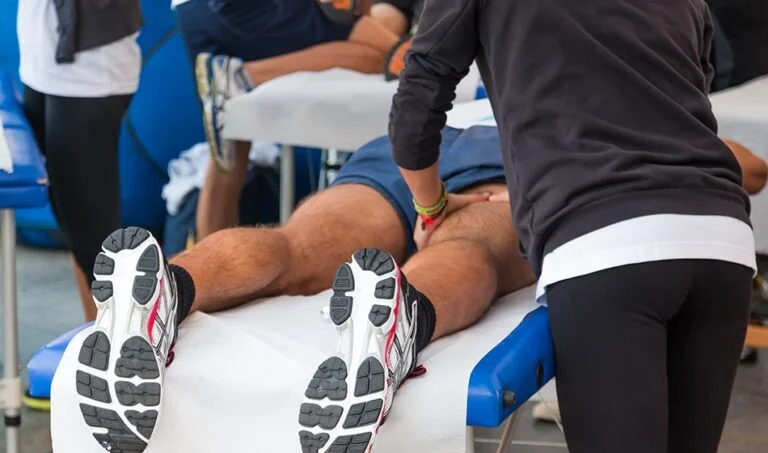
[76,227,178,453]
[298,248,424,453]
[195,52,254,172]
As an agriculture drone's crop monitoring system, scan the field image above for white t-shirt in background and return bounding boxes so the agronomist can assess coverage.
[171,0,191,8]
[17,0,141,98]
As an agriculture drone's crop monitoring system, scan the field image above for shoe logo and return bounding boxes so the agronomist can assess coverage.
[389,300,418,392]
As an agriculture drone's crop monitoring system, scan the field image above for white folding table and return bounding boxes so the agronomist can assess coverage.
[223,67,482,222]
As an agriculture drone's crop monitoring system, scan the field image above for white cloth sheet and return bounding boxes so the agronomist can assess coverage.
[0,119,13,173]
[224,65,481,151]
[52,286,542,453]
[710,76,768,253]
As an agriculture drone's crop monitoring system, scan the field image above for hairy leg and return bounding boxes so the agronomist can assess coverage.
[403,183,535,340]
[195,143,250,239]
[72,256,97,322]
[173,184,407,314]
[242,14,402,86]
[243,41,385,86]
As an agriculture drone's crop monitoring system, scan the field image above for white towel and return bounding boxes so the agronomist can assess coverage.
[161,140,281,215]
[161,143,210,215]
[0,119,14,174]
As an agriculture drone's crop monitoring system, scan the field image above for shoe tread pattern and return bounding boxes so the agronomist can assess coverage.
[80,404,147,453]
[354,357,385,397]
[102,227,150,253]
[305,357,348,401]
[353,249,394,276]
[330,264,354,325]
[299,403,344,429]
[115,382,162,407]
[115,337,160,379]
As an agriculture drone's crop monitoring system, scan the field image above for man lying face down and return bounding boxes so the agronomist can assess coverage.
[176,0,427,241]
[68,120,765,452]
[187,0,422,170]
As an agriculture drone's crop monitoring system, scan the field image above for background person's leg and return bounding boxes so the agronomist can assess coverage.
[403,183,535,340]
[20,85,46,153]
[172,184,408,314]
[242,41,386,86]
[175,0,252,236]
[195,145,250,239]
[546,261,697,453]
[44,94,132,321]
[667,260,752,453]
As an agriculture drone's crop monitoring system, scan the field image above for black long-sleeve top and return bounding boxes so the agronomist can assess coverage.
[389,0,750,275]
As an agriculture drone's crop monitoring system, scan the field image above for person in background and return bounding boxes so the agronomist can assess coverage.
[707,0,768,87]
[172,0,421,239]
[16,0,141,322]
[389,1,755,453]
[707,0,768,364]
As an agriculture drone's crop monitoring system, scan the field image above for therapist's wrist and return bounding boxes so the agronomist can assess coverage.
[413,179,445,208]
[413,181,447,218]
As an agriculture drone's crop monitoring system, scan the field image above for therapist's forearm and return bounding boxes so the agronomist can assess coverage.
[400,163,443,207]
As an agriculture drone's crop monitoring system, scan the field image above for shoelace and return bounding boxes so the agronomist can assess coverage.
[398,364,427,389]
[165,350,175,367]
[165,338,178,367]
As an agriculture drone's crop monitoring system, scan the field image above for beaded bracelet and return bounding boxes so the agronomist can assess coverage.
[413,183,448,223]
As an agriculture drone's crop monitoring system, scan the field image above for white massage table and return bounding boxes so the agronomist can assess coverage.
[223,66,482,222]
[710,75,768,253]
[46,97,558,453]
[51,286,554,453]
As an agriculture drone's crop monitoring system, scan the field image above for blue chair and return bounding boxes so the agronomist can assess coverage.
[25,323,93,409]
[0,69,49,453]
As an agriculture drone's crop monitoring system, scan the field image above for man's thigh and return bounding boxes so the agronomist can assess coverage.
[282,184,409,268]
[428,183,535,294]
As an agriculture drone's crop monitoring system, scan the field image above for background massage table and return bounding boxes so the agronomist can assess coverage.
[0,70,49,453]
[223,66,482,222]
[710,75,768,252]
[710,76,768,350]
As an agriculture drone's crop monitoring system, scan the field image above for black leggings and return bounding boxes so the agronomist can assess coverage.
[547,259,752,453]
[21,85,132,284]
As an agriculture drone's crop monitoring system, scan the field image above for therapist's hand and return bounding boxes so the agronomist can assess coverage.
[489,191,510,202]
[413,193,490,250]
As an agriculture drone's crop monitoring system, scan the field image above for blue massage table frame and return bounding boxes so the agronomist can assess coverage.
[466,306,555,452]
[0,70,49,453]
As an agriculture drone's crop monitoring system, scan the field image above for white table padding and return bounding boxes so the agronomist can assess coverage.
[710,76,768,253]
[52,285,543,453]
[224,66,481,151]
